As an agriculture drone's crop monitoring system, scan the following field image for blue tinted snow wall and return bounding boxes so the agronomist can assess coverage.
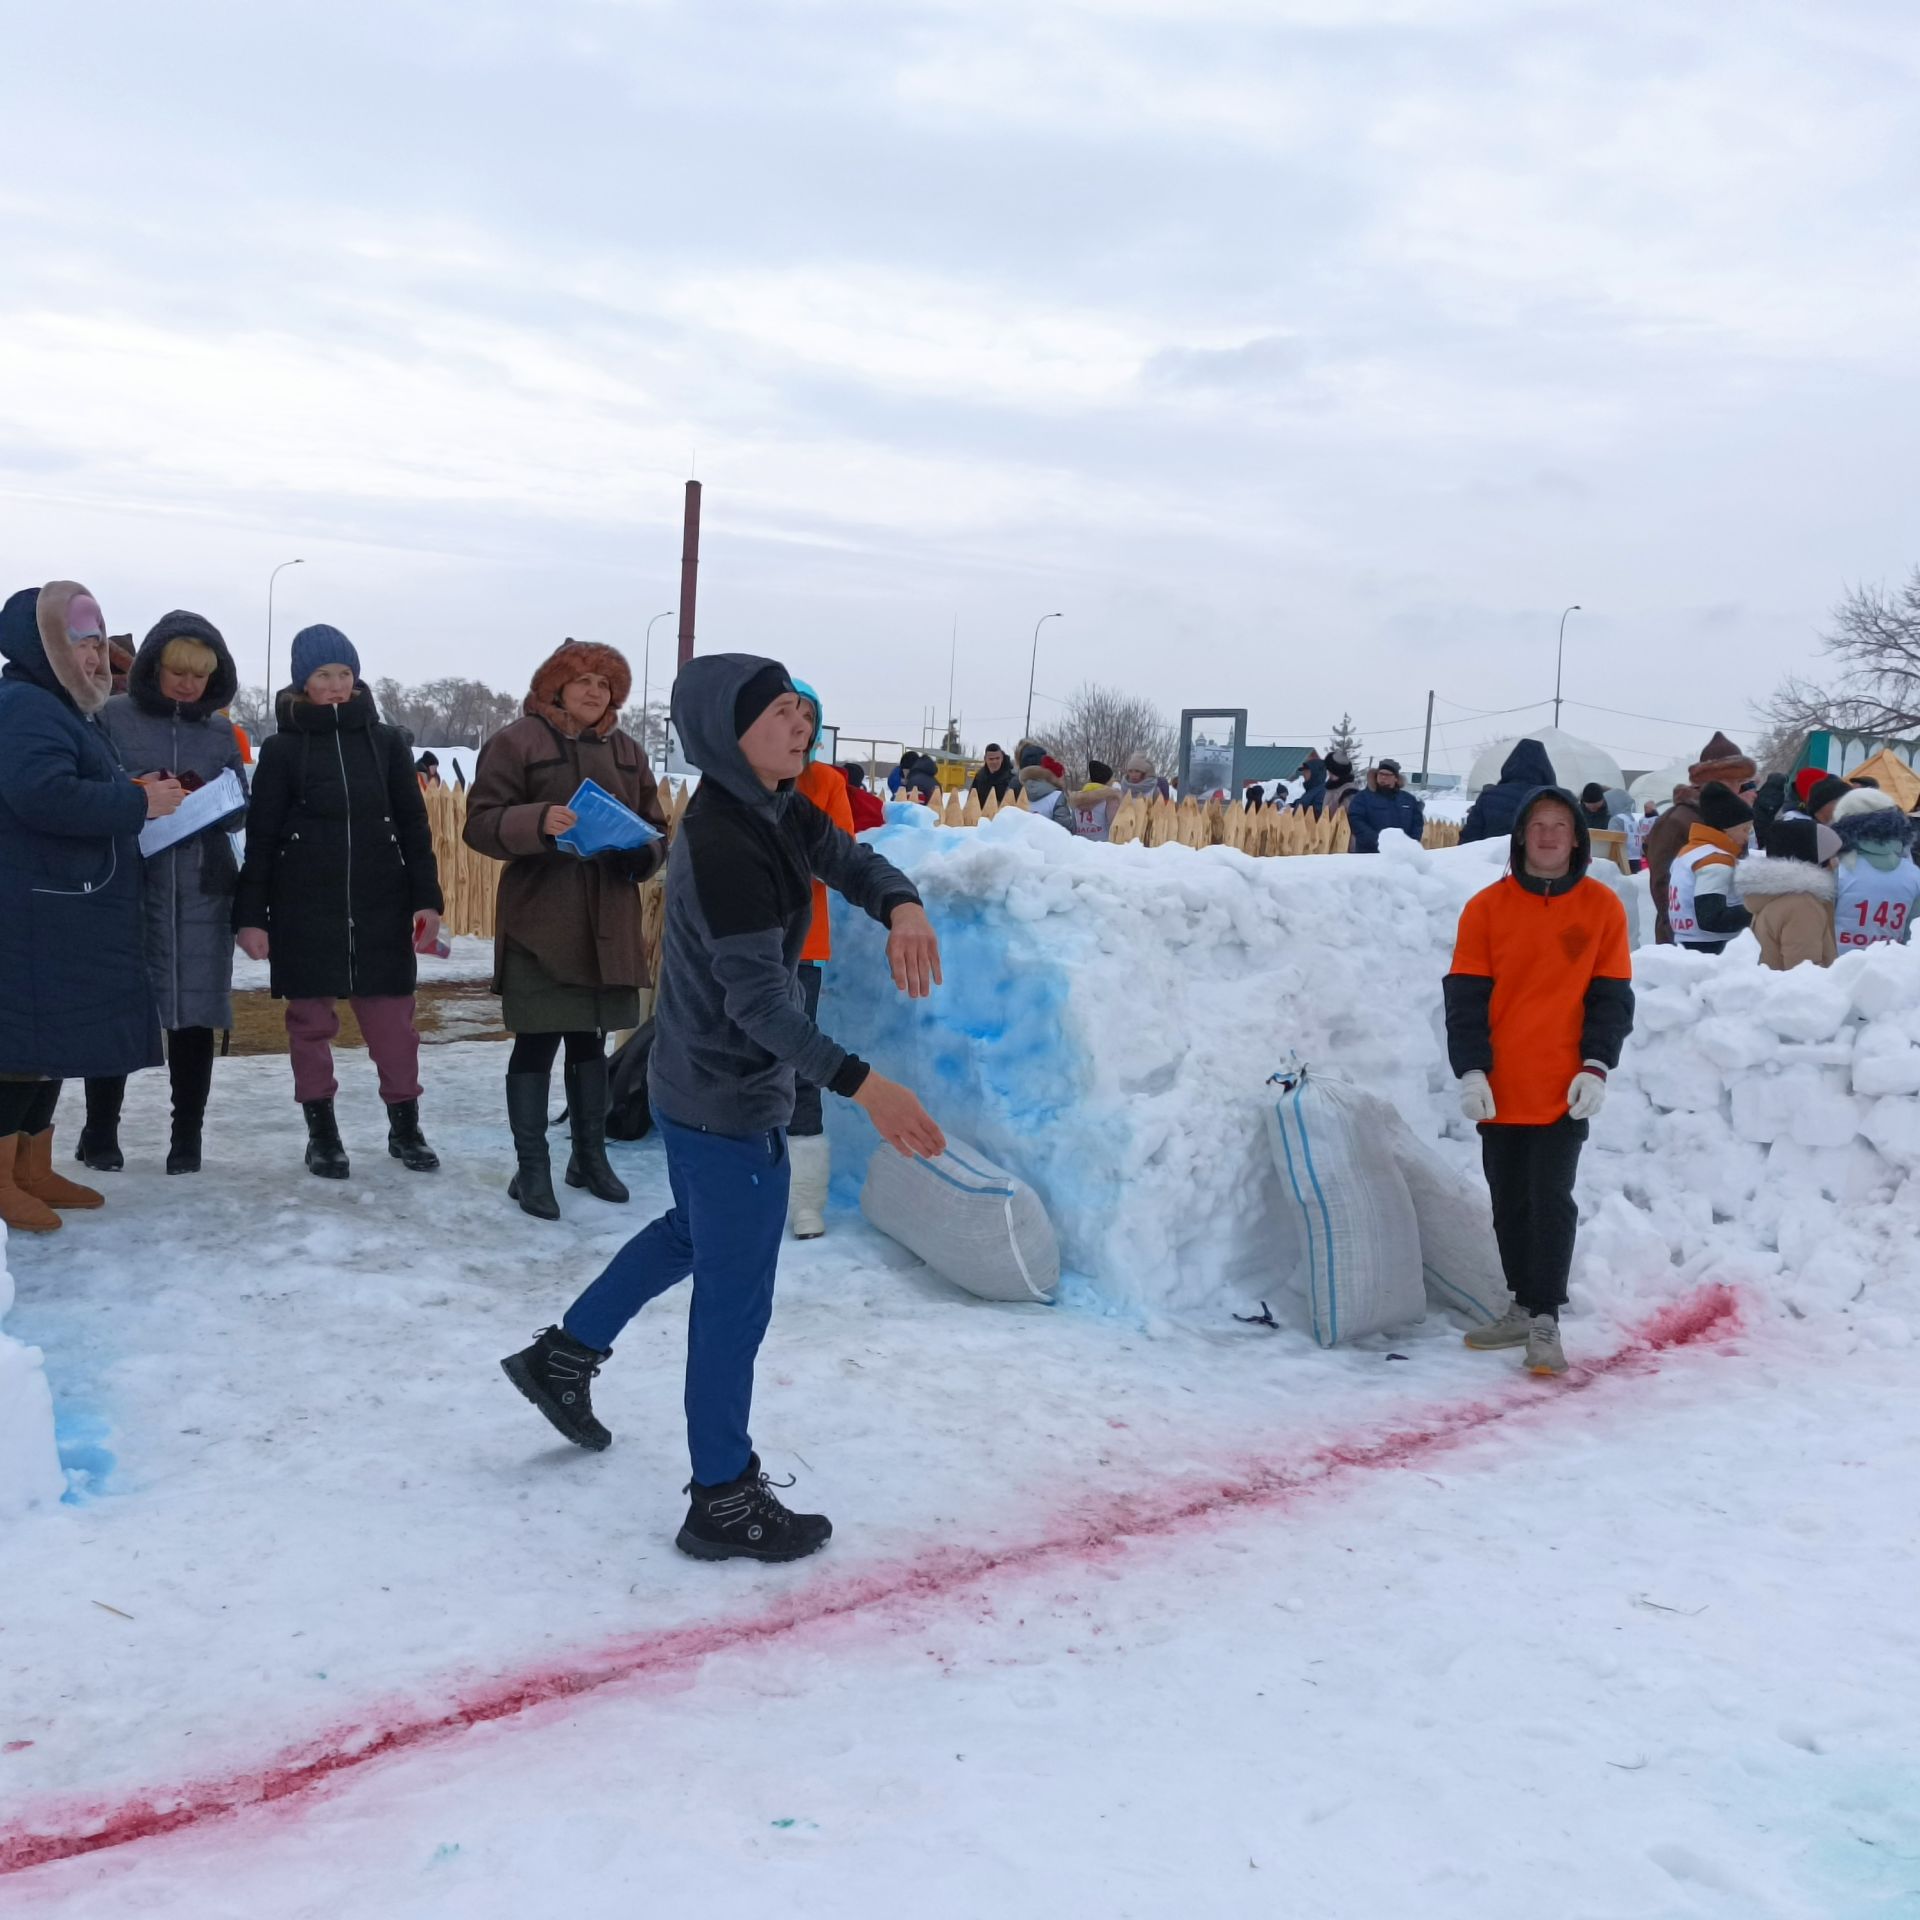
[825,808,1920,1335]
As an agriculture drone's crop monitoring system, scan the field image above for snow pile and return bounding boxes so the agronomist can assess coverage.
[828,810,1920,1338]
[1596,942,1920,1328]
[0,1223,65,1518]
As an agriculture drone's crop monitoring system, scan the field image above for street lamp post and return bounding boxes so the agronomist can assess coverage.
[642,608,674,763]
[1024,612,1063,743]
[1553,604,1581,729]
[266,558,305,703]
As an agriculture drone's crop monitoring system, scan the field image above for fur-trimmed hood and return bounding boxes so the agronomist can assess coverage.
[524,640,632,740]
[0,580,112,713]
[128,610,239,721]
[1739,857,1837,903]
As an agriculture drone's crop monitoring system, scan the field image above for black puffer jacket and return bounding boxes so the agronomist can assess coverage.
[1461,738,1557,845]
[233,687,442,1000]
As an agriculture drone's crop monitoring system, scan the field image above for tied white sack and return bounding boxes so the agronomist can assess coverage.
[1375,1107,1511,1326]
[1263,1066,1426,1347]
[861,1139,1059,1303]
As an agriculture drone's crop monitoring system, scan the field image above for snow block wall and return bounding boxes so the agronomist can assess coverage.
[826,811,1920,1337]
[0,1224,66,1518]
[825,812,1529,1317]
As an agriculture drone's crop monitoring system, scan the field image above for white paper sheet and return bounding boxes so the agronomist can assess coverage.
[138,767,247,858]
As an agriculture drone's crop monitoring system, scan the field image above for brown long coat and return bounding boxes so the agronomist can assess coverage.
[464,708,667,992]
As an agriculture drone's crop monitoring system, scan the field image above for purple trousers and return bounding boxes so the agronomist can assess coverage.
[285,996,423,1105]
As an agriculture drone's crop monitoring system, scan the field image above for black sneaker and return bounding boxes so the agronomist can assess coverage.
[500,1326,612,1451]
[165,1127,202,1175]
[676,1454,832,1563]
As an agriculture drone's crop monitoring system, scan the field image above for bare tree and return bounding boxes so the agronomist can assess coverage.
[619,697,672,764]
[230,684,273,739]
[1328,711,1362,763]
[1756,568,1920,749]
[1036,682,1177,779]
[373,675,520,747]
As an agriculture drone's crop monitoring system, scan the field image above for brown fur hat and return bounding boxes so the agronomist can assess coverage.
[1689,730,1757,789]
[36,580,113,714]
[525,640,632,737]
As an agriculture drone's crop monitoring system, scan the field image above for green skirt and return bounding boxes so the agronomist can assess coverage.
[500,943,640,1037]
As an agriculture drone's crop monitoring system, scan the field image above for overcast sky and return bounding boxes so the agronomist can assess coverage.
[5,0,1917,775]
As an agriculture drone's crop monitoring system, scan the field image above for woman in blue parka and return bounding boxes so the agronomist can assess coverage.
[0,581,172,1233]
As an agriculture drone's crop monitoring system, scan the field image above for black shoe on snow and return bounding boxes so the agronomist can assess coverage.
[302,1098,350,1179]
[500,1326,612,1451]
[75,1126,124,1173]
[386,1099,439,1172]
[165,1128,202,1175]
[505,1072,561,1220]
[562,1055,629,1204]
[675,1454,832,1563]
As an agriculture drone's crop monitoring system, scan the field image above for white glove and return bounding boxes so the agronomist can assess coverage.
[1458,1070,1496,1123]
[1567,1067,1608,1121]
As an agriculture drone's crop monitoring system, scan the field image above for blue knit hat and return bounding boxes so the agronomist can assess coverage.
[290,624,359,688]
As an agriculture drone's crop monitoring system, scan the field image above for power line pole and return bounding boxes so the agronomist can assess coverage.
[1419,688,1435,787]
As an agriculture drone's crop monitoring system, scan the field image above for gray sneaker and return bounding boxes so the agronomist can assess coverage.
[1525,1315,1568,1376]
[1463,1301,1532,1350]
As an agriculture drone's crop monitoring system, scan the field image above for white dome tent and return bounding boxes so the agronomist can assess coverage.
[1629,760,1694,806]
[1465,726,1623,798]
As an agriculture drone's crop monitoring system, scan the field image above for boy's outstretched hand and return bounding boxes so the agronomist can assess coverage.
[886,902,942,999]
[854,1072,947,1159]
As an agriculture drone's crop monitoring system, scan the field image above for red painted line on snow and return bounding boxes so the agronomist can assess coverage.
[0,1283,1740,1880]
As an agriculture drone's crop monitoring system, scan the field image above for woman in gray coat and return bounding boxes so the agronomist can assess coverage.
[86,611,248,1173]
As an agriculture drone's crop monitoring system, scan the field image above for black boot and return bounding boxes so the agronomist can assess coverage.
[499,1325,612,1450]
[386,1099,440,1172]
[563,1054,628,1204]
[167,1032,214,1175]
[302,1098,350,1179]
[77,1077,125,1172]
[505,1072,560,1220]
[676,1454,833,1563]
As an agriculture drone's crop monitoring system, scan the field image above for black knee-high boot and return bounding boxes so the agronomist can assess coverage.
[564,1054,628,1204]
[167,1028,216,1175]
[78,1077,126,1172]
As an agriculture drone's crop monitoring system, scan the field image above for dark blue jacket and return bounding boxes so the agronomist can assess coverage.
[1290,758,1329,815]
[1346,780,1427,853]
[1461,739,1557,845]
[0,586,163,1079]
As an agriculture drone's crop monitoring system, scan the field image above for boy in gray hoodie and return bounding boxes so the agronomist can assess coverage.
[503,655,945,1561]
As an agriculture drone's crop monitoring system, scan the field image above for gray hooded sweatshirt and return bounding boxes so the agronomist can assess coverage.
[648,654,923,1135]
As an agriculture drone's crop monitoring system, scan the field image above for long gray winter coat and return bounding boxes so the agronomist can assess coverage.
[97,612,248,1031]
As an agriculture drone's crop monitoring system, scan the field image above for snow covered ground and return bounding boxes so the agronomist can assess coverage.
[230,932,496,994]
[5,824,1919,1916]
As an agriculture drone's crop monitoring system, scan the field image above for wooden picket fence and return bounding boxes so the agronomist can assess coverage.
[917,783,1463,856]
[423,780,1461,989]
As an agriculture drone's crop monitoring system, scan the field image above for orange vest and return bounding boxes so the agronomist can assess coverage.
[1448,873,1631,1124]
[797,760,854,964]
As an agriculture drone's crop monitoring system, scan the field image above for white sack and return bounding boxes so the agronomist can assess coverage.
[1375,1108,1512,1326]
[1263,1070,1425,1346]
[861,1139,1060,1303]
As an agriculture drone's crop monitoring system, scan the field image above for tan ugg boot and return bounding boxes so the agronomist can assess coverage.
[18,1130,105,1209]
[0,1136,62,1232]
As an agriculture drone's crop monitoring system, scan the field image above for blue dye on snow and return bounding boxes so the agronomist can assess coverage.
[55,1408,116,1502]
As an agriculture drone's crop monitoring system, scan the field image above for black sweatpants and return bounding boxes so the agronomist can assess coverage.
[1479,1118,1586,1316]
